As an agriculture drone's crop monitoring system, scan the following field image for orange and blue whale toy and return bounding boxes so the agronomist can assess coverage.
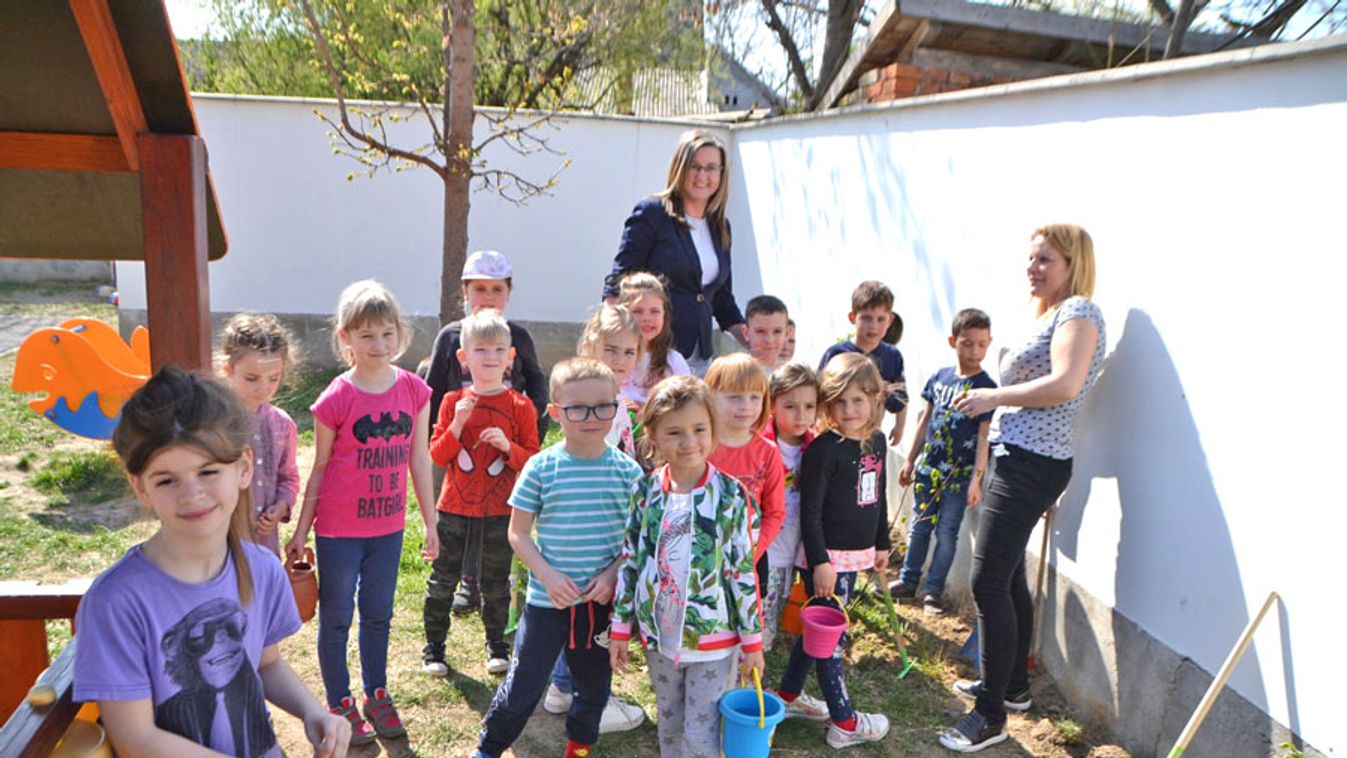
[11,319,151,439]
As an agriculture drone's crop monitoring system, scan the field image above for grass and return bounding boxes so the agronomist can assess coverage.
[273,365,343,434]
[31,449,128,503]
[1053,718,1085,745]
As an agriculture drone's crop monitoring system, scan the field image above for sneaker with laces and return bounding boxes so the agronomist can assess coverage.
[422,658,449,676]
[329,695,376,745]
[542,682,572,714]
[888,581,918,600]
[938,710,1008,752]
[486,654,511,675]
[953,680,1032,711]
[783,692,831,721]
[598,695,645,734]
[826,711,890,748]
[362,687,407,739]
[923,593,946,616]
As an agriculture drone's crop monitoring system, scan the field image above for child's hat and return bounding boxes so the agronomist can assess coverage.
[463,249,512,280]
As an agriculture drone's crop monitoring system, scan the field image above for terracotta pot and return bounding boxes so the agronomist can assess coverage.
[779,578,807,637]
[288,547,318,623]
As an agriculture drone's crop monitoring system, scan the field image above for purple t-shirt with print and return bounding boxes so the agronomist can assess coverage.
[73,541,301,758]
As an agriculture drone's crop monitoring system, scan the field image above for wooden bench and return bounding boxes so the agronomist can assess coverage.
[0,579,90,756]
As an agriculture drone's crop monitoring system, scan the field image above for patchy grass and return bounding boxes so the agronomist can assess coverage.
[273,365,342,434]
[31,449,127,502]
[0,504,154,581]
[1053,718,1085,746]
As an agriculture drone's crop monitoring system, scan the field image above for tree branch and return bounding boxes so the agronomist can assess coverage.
[761,0,814,102]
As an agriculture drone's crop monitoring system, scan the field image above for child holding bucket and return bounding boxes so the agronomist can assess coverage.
[775,352,892,748]
[610,375,765,758]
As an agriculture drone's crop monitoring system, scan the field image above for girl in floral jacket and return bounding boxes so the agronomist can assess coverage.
[610,375,764,758]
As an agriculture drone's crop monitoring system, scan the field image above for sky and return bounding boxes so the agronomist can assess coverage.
[164,0,214,39]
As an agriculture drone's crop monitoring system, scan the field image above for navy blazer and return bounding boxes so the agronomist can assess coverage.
[603,197,745,360]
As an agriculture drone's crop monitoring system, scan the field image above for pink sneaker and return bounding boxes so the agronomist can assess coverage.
[362,687,407,738]
[329,695,376,745]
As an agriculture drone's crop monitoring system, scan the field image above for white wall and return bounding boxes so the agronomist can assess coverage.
[730,37,1347,753]
[116,97,716,322]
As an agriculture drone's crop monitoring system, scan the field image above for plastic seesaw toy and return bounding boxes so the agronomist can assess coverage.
[11,318,151,439]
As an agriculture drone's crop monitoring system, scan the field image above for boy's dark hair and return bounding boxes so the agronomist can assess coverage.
[951,308,991,337]
[884,312,904,345]
[851,280,894,313]
[745,294,788,321]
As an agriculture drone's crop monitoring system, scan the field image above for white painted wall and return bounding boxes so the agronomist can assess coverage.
[116,97,716,323]
[730,37,1347,754]
[114,36,1346,751]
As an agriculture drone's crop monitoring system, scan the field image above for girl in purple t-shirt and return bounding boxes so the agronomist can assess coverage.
[220,312,300,558]
[285,280,438,746]
[73,366,349,757]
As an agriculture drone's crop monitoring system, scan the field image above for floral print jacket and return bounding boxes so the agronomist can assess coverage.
[611,463,764,656]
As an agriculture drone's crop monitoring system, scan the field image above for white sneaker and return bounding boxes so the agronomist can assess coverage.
[542,683,572,715]
[485,655,511,675]
[826,711,890,749]
[421,659,449,677]
[784,692,830,721]
[598,696,645,734]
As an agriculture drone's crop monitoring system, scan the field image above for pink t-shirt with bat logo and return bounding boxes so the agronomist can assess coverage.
[311,368,430,538]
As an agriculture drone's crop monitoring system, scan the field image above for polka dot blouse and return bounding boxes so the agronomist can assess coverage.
[991,296,1105,460]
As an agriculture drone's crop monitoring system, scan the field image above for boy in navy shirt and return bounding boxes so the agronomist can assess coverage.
[893,308,996,615]
[819,280,908,444]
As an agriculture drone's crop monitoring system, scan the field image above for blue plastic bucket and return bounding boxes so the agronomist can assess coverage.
[720,686,785,758]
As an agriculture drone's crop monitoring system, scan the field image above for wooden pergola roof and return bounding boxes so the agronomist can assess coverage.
[0,0,226,260]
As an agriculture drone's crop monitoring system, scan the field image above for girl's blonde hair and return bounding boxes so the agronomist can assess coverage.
[577,304,642,361]
[112,367,257,604]
[219,312,295,371]
[704,353,770,432]
[331,280,412,365]
[617,272,676,385]
[1032,223,1096,313]
[818,353,885,451]
[658,129,731,248]
[640,375,719,465]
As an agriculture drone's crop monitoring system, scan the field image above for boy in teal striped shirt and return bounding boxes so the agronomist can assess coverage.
[474,358,644,758]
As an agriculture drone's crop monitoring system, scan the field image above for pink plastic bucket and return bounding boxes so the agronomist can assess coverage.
[799,601,849,658]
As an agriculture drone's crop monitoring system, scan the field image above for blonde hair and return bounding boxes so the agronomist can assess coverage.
[1032,223,1096,313]
[658,129,731,247]
[618,272,676,384]
[549,356,617,405]
[640,375,720,465]
[577,304,642,363]
[112,367,256,604]
[461,309,512,349]
[219,312,295,372]
[818,353,885,451]
[704,353,771,431]
[331,280,412,365]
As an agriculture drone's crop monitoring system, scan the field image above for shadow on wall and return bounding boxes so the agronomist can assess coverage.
[1052,308,1280,755]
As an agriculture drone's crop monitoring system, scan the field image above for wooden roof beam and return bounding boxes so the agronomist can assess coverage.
[0,131,131,172]
[68,0,148,171]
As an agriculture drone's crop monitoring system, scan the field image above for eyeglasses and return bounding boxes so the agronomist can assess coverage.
[185,611,248,655]
[557,402,619,422]
[688,162,722,176]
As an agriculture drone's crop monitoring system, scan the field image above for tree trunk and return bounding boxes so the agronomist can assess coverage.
[1163,0,1197,58]
[809,0,863,110]
[440,0,476,324]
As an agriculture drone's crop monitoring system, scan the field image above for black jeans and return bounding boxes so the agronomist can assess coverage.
[424,513,512,657]
[970,445,1072,723]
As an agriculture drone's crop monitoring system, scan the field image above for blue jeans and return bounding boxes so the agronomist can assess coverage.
[315,531,404,708]
[511,612,573,691]
[779,569,857,724]
[479,602,613,754]
[898,473,970,596]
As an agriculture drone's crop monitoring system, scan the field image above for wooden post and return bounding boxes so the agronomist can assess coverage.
[139,134,211,373]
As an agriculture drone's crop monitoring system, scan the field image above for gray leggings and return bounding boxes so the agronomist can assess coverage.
[646,650,737,758]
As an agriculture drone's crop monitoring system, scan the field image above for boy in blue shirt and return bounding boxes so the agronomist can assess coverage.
[474,358,644,758]
[893,308,996,615]
[819,280,908,444]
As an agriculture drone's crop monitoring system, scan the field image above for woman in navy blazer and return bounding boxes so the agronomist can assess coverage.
[603,130,748,367]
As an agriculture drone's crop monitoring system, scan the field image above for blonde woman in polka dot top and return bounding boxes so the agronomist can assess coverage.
[937,224,1106,752]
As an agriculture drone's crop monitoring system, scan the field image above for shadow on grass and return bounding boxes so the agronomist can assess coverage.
[30,495,146,533]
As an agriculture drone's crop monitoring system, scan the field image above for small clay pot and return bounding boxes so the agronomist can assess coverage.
[288,547,318,623]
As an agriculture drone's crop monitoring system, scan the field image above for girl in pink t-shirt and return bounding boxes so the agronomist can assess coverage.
[285,280,438,747]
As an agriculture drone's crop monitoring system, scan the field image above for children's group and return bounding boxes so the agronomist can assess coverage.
[70,247,1006,757]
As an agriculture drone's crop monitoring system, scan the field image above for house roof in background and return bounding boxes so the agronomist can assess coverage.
[0,0,226,261]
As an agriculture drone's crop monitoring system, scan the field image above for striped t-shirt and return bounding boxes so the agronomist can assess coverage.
[509,444,643,608]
